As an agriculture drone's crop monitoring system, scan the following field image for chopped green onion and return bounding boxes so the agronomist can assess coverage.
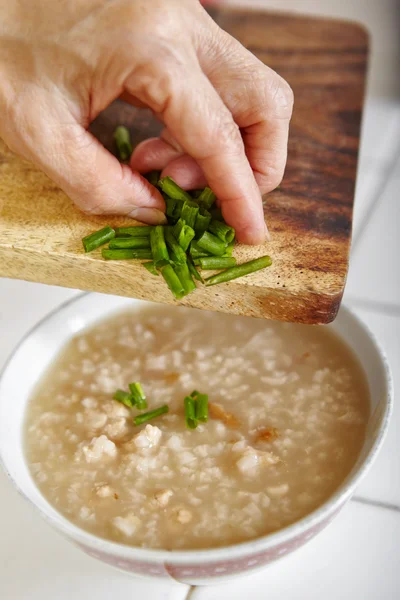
[134,405,169,426]
[188,259,204,283]
[197,231,227,256]
[150,226,169,267]
[208,220,235,244]
[160,264,185,299]
[129,382,148,410]
[158,176,192,203]
[181,200,199,229]
[189,240,210,259]
[184,396,197,429]
[191,390,200,398]
[172,202,185,221]
[195,394,208,423]
[174,262,196,295]
[210,206,223,221]
[197,187,216,209]
[115,226,153,238]
[172,220,195,252]
[177,224,195,251]
[223,241,235,257]
[82,226,115,253]
[144,170,161,186]
[198,256,236,270]
[173,218,186,239]
[163,194,185,222]
[80,176,263,302]
[164,196,182,220]
[164,227,187,264]
[194,207,212,237]
[114,389,134,408]
[173,218,196,250]
[143,261,159,276]
[109,237,150,250]
[102,248,153,260]
[205,256,272,286]
[164,196,175,217]
[114,126,133,161]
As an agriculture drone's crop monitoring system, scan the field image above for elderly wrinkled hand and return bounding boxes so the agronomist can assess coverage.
[0,0,293,244]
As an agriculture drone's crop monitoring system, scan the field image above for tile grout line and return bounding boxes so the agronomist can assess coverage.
[184,585,197,599]
[352,146,400,251]
[346,296,400,317]
[352,496,400,513]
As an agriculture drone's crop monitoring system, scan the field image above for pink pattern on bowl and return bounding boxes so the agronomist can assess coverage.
[77,503,343,581]
[167,505,343,580]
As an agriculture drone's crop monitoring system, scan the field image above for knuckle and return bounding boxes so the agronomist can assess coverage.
[270,76,294,118]
[280,78,294,108]
[126,60,176,116]
[226,61,294,125]
[244,68,293,122]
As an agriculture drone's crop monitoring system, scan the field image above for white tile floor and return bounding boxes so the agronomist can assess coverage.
[1,477,188,600]
[1,1,400,598]
[191,502,400,600]
[346,165,400,306]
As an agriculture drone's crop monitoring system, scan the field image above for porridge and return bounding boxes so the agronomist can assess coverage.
[25,305,369,550]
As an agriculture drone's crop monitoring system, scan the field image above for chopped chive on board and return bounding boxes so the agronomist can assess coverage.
[83,226,115,253]
[109,237,150,250]
[80,176,272,304]
[115,226,153,238]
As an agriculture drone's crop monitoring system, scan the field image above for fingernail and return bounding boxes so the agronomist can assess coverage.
[128,207,167,225]
[264,221,271,242]
[237,226,265,245]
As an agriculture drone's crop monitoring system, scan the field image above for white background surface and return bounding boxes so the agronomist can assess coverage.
[1,0,400,598]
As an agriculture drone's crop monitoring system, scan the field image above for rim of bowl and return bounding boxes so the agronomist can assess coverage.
[0,292,394,564]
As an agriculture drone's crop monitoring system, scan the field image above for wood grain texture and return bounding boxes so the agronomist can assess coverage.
[0,8,368,324]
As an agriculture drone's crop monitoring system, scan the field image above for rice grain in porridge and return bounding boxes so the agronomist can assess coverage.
[25,306,369,550]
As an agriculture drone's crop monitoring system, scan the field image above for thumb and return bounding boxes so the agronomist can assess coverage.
[17,109,166,225]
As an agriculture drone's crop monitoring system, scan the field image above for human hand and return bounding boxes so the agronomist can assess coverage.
[0,0,293,243]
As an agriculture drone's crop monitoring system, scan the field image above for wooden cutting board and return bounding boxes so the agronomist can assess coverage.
[0,7,368,324]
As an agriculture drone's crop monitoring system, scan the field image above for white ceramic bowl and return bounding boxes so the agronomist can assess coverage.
[0,293,393,585]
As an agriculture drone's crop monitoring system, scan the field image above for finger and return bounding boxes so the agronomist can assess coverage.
[17,107,166,224]
[119,90,147,109]
[127,65,266,244]
[160,128,184,153]
[161,155,207,190]
[68,134,166,222]
[131,136,206,189]
[130,137,183,173]
[199,31,293,193]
